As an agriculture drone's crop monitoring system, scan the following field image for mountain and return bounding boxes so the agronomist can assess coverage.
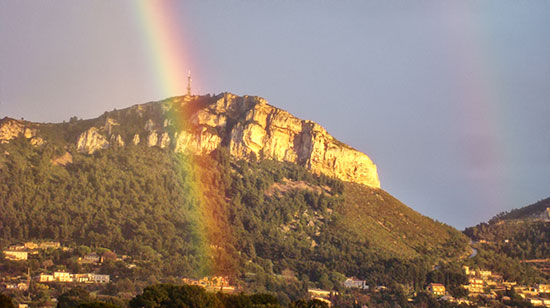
[465,197,550,261]
[1,93,379,187]
[0,93,468,295]
[491,197,550,222]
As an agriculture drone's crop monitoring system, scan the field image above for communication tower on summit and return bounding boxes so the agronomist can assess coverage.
[187,70,192,96]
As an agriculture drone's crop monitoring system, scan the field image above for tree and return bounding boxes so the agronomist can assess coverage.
[57,287,91,308]
[77,303,119,308]
[248,293,280,306]
[289,299,328,308]
[129,284,223,308]
[0,294,15,308]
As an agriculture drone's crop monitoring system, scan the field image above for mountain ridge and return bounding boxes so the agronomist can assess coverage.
[464,197,550,263]
[0,93,380,188]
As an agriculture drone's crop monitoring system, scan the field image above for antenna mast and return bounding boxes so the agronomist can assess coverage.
[187,70,192,96]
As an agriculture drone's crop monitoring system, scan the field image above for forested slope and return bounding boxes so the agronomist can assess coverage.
[0,96,469,295]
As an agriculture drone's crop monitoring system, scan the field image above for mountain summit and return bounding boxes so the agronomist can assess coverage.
[1,93,380,188]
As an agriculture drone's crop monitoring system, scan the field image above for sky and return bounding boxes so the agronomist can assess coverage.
[1,0,549,229]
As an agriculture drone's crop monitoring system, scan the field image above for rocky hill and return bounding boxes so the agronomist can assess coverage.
[0,93,468,294]
[465,197,550,261]
[491,197,550,222]
[1,93,379,188]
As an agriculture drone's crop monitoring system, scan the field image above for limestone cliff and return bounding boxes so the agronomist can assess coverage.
[77,127,109,154]
[3,93,380,188]
[0,117,43,145]
[0,118,25,143]
[126,93,380,188]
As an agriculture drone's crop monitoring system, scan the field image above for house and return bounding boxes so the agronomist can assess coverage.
[427,283,445,296]
[479,293,496,300]
[516,286,540,297]
[464,277,484,294]
[538,284,550,293]
[453,298,472,305]
[479,270,492,278]
[528,297,543,306]
[53,272,73,282]
[80,253,102,264]
[24,242,38,250]
[503,281,517,290]
[4,282,29,291]
[490,274,503,282]
[308,288,332,298]
[343,278,367,289]
[219,286,236,294]
[73,274,90,283]
[39,242,60,250]
[38,274,55,282]
[3,250,28,261]
[89,274,110,283]
[16,283,28,291]
[209,276,229,287]
[8,245,25,251]
[182,278,201,286]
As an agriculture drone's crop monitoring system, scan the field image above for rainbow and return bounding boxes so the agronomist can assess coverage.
[130,0,516,272]
[135,1,191,97]
[132,1,234,278]
[439,1,513,222]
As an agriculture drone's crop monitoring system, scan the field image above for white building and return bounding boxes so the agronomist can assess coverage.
[343,278,368,289]
[53,272,73,282]
[3,250,28,261]
[39,274,55,282]
[73,274,90,283]
[90,274,110,283]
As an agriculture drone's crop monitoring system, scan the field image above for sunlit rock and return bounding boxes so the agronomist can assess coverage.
[77,127,109,154]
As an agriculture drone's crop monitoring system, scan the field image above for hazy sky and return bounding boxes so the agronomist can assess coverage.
[1,0,549,229]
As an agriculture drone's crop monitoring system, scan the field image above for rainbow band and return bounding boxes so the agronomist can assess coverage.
[134,1,229,278]
[135,0,190,97]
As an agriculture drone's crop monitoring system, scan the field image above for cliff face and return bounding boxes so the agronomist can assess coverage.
[0,117,44,146]
[142,93,379,188]
[1,93,380,188]
[219,95,380,188]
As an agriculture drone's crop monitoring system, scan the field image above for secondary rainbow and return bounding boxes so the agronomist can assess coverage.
[439,2,514,220]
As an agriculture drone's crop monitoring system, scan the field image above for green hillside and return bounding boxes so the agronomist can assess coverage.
[465,198,550,260]
[463,198,550,284]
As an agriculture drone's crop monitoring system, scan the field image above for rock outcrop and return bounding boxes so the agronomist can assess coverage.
[77,127,109,154]
[0,118,25,143]
[79,93,379,187]
[51,152,73,166]
[0,118,42,145]
[132,134,140,145]
[147,131,158,147]
[184,94,380,188]
[159,132,170,149]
